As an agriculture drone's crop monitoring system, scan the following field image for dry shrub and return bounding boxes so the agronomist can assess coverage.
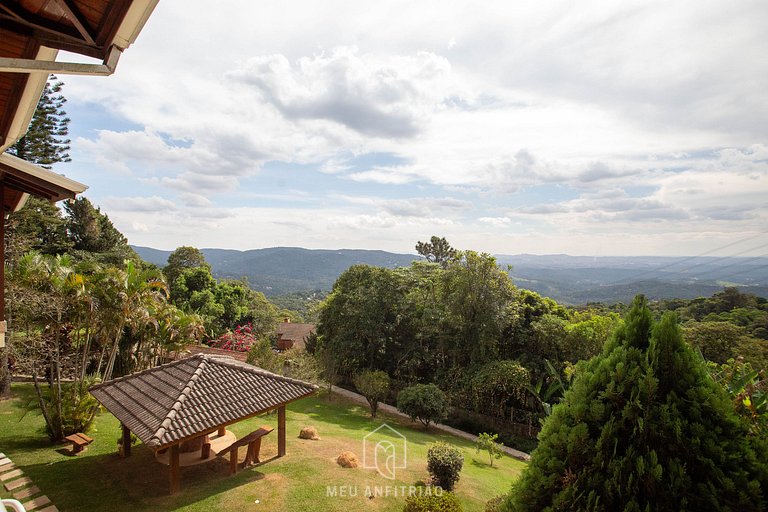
[337,451,359,468]
[299,426,320,440]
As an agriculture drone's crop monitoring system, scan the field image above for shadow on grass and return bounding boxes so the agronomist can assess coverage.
[17,443,275,512]
[470,458,499,470]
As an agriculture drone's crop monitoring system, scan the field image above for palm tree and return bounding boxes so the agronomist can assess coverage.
[98,260,168,381]
[12,252,81,440]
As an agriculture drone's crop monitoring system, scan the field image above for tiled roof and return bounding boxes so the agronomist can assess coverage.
[276,322,315,343]
[90,354,317,448]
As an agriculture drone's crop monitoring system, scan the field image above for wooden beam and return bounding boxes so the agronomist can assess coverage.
[278,405,286,457]
[121,424,131,457]
[0,8,85,44]
[169,444,180,494]
[55,0,96,45]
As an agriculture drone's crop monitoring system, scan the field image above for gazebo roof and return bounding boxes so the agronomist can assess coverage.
[90,354,318,449]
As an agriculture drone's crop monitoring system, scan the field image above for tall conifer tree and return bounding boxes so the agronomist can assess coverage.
[7,76,71,168]
[505,296,768,511]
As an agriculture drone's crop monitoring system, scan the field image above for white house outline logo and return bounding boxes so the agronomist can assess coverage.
[362,423,407,479]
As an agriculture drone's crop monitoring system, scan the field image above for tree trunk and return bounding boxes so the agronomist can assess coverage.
[32,364,60,441]
[104,320,125,381]
[0,346,11,397]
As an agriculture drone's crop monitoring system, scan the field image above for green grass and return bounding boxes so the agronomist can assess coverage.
[0,384,524,511]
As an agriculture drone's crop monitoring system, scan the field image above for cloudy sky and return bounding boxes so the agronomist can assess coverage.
[56,0,768,256]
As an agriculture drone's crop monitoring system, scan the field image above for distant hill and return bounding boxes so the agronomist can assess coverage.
[132,246,768,304]
[132,246,418,295]
[496,254,768,304]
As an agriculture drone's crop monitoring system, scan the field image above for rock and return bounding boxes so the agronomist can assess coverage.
[337,451,359,468]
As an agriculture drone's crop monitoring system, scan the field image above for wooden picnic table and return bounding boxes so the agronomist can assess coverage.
[64,433,93,454]
[218,426,274,474]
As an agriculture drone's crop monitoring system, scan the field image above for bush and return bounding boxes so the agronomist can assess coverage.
[353,370,390,418]
[504,296,768,512]
[46,376,101,439]
[397,383,448,429]
[427,442,464,491]
[403,492,462,512]
[485,495,506,512]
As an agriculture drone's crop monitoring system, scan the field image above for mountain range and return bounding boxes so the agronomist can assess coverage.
[132,246,768,304]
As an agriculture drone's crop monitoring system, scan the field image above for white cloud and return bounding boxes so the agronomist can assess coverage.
[59,1,768,256]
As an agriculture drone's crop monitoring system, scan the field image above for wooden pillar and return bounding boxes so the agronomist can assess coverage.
[169,444,180,494]
[229,447,239,475]
[278,405,286,457]
[218,426,226,437]
[0,181,5,350]
[121,424,132,457]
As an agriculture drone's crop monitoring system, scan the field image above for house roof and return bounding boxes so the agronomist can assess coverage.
[276,322,315,343]
[90,354,318,449]
[0,152,87,212]
[1,0,158,151]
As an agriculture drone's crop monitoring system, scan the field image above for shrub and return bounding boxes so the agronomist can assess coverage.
[353,370,390,418]
[48,376,101,439]
[209,323,257,352]
[403,492,463,512]
[475,432,503,467]
[485,495,505,512]
[397,383,448,429]
[427,442,464,491]
[504,295,768,512]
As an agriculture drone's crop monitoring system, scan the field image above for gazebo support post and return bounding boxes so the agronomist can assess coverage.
[278,405,286,457]
[218,426,226,437]
[121,423,132,457]
[169,444,181,494]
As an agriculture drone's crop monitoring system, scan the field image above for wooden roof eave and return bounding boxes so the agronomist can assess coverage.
[0,152,88,212]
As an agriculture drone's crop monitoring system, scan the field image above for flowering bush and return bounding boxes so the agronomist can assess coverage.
[207,323,258,352]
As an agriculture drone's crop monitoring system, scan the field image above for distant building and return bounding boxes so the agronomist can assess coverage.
[275,319,315,351]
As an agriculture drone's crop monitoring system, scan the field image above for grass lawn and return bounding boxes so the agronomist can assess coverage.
[0,384,524,511]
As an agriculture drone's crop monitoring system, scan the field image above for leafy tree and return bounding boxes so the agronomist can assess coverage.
[415,236,458,267]
[316,265,407,378]
[440,251,516,365]
[352,370,390,418]
[427,441,464,491]
[475,432,503,467]
[504,296,768,512]
[682,320,745,364]
[397,383,448,429]
[164,246,210,286]
[469,361,530,418]
[7,76,71,167]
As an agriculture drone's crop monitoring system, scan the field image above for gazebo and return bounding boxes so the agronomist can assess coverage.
[89,354,318,494]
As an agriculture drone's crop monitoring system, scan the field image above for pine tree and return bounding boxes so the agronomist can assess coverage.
[7,76,71,168]
[504,296,768,512]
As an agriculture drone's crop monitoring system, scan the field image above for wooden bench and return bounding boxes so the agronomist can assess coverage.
[218,426,274,474]
[64,433,93,454]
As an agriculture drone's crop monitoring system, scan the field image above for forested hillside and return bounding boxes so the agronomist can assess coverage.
[133,246,768,303]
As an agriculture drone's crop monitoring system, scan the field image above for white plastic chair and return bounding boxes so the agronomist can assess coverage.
[0,499,27,512]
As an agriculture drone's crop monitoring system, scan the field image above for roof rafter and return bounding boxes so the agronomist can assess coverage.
[55,0,97,45]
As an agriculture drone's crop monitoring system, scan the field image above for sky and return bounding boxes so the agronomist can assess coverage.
[53,0,768,257]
